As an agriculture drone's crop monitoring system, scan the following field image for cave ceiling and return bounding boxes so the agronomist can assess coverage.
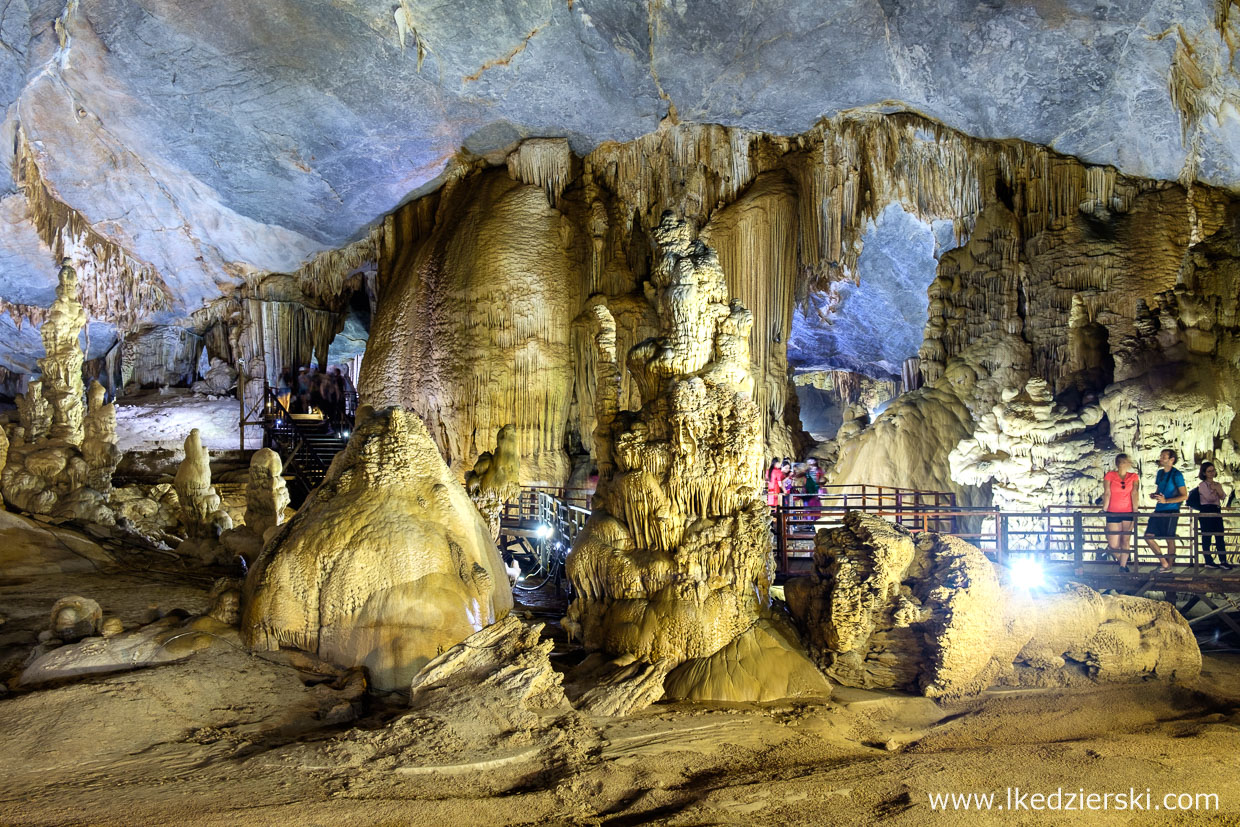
[1,0,1238,372]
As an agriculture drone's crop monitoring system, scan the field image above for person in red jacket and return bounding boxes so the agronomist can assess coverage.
[765,458,784,508]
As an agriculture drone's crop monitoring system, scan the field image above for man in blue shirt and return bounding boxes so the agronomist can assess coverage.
[1144,448,1187,571]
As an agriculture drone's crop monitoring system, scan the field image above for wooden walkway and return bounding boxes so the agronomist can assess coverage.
[499,486,1240,639]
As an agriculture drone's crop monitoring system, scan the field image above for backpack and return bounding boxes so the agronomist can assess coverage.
[1187,486,1201,510]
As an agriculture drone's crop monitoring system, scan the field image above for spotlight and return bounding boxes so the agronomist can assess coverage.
[535,523,553,539]
[341,429,350,438]
[1008,556,1046,589]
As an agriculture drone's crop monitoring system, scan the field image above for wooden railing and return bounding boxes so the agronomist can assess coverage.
[771,503,1240,576]
[506,483,1239,583]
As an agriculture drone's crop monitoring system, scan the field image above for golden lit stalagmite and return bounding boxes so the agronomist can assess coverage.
[39,259,87,444]
[464,424,522,542]
[565,212,828,703]
[172,429,234,564]
[241,406,514,691]
[1,262,118,523]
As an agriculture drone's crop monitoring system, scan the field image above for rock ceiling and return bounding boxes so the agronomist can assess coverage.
[1,0,1238,371]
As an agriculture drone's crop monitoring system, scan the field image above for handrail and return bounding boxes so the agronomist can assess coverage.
[507,485,1240,581]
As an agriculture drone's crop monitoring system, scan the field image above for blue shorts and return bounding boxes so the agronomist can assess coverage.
[1144,514,1179,539]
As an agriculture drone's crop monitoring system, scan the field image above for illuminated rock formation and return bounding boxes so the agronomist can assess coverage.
[219,448,293,564]
[174,429,232,541]
[1,263,116,523]
[190,357,238,396]
[464,424,522,541]
[565,213,827,702]
[950,378,1105,515]
[786,513,1201,697]
[18,586,250,688]
[171,429,234,564]
[49,595,103,643]
[39,260,88,444]
[82,381,120,495]
[241,406,514,691]
[361,169,578,484]
[244,448,291,541]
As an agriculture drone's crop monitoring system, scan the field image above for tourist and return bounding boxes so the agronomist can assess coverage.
[804,457,823,532]
[780,459,794,508]
[1144,448,1187,571]
[1102,453,1138,571]
[323,366,343,425]
[765,458,784,508]
[1196,462,1232,569]
[292,367,311,413]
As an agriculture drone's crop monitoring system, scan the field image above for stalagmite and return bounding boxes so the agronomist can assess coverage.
[786,513,1201,697]
[244,448,291,542]
[464,424,522,541]
[241,406,514,691]
[950,378,1105,519]
[1,263,116,523]
[173,429,233,563]
[564,212,828,703]
[82,381,120,495]
[39,260,87,444]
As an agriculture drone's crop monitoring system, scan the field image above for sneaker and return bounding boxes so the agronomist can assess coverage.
[1119,565,1130,573]
[1206,562,1221,569]
[1221,561,1235,570]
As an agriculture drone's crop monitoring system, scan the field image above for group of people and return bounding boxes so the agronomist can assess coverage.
[1101,448,1235,572]
[765,457,823,528]
[276,364,356,426]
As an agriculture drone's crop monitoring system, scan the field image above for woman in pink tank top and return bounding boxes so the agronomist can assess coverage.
[1101,453,1138,571]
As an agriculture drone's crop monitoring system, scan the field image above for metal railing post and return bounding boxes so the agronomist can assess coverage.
[776,508,788,574]
[1191,511,1199,573]
[1072,511,1084,573]
[996,510,1006,566]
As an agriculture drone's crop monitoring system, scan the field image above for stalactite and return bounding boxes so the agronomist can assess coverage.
[701,170,799,456]
[120,325,203,389]
[505,138,572,208]
[362,168,579,483]
[286,226,380,307]
[14,133,171,333]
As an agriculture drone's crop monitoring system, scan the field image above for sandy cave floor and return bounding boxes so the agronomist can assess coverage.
[0,568,1238,826]
[113,390,257,455]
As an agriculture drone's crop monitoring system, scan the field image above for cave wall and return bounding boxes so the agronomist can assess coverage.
[833,169,1240,506]
[361,165,582,483]
[354,115,1240,489]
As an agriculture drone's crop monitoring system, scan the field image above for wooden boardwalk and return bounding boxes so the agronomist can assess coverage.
[500,486,1240,638]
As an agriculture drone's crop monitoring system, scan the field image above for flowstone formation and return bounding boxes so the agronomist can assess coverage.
[241,406,514,691]
[564,213,827,703]
[1,262,117,523]
[785,513,1201,698]
[464,424,522,541]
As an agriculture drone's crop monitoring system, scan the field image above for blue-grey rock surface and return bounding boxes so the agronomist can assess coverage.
[0,0,1236,371]
[789,204,945,379]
